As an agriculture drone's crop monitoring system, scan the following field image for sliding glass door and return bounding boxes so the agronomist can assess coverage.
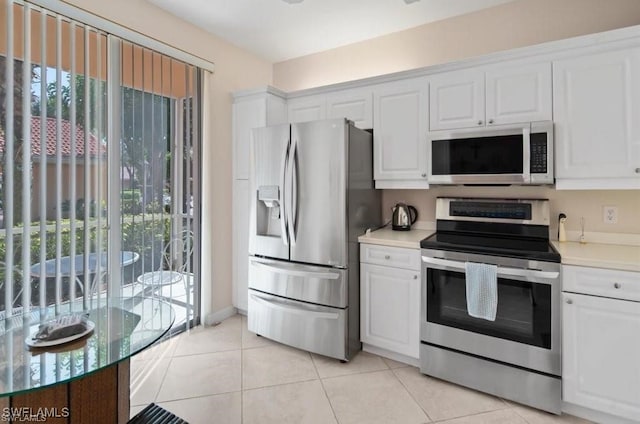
[117,40,200,329]
[0,0,201,329]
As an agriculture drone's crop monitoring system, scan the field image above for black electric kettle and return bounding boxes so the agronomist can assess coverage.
[392,203,418,231]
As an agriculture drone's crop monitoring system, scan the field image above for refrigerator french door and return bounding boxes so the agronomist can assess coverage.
[247,119,380,361]
[249,120,349,265]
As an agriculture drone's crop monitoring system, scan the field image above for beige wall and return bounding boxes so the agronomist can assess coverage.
[272,0,640,237]
[274,0,640,91]
[60,0,273,316]
[382,188,640,240]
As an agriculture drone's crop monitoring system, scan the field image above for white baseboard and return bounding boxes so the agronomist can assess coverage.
[562,402,639,424]
[362,344,420,367]
[203,306,237,326]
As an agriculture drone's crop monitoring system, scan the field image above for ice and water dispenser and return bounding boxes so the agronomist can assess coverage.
[256,185,282,238]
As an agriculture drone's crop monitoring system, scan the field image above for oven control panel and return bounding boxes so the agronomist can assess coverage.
[449,201,532,220]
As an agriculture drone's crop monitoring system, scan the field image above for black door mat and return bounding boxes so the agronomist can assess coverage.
[128,403,189,424]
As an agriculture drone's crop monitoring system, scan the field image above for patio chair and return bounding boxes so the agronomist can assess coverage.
[136,230,194,300]
[0,260,25,314]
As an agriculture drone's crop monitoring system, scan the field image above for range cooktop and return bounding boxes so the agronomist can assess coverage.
[420,232,561,263]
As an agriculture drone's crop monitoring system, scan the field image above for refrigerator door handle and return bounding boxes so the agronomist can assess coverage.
[250,292,340,320]
[287,136,298,245]
[252,260,341,280]
[280,138,290,246]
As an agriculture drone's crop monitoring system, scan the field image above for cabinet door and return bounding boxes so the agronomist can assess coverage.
[554,48,640,181]
[233,97,267,180]
[265,95,288,126]
[372,77,429,183]
[485,62,552,126]
[326,87,373,129]
[232,180,250,312]
[429,69,484,131]
[287,95,326,123]
[361,263,420,358]
[563,292,640,421]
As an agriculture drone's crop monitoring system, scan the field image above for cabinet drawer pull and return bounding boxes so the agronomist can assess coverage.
[477,120,483,125]
[421,173,427,178]
[635,168,640,174]
[413,275,418,280]
[614,282,621,289]
[566,299,573,304]
[488,119,494,124]
[384,255,391,260]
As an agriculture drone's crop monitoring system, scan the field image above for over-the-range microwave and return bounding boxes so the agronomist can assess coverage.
[428,121,554,185]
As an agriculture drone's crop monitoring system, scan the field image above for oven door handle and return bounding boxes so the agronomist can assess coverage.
[421,256,559,280]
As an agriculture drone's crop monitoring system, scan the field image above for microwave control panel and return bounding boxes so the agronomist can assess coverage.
[530,134,548,174]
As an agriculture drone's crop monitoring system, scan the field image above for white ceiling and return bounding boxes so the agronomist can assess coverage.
[148,0,515,62]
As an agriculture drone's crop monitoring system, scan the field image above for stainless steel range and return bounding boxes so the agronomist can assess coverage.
[420,198,561,414]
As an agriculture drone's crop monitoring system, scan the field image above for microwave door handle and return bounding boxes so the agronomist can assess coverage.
[421,256,559,280]
[280,138,290,246]
[523,126,531,183]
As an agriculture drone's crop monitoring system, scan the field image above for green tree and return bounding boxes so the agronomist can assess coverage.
[30,70,106,134]
[0,57,37,226]
[120,87,171,207]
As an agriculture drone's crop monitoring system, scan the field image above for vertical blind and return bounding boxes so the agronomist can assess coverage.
[0,0,201,328]
[1,0,109,317]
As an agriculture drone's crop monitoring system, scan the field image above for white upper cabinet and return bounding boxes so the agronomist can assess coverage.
[233,90,287,180]
[373,77,429,188]
[553,47,640,189]
[429,62,551,131]
[287,94,326,123]
[326,87,373,129]
[429,69,484,131]
[485,62,552,125]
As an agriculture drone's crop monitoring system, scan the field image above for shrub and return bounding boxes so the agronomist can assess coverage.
[122,189,142,214]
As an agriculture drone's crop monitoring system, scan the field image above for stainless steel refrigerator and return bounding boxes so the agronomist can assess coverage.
[247,118,381,361]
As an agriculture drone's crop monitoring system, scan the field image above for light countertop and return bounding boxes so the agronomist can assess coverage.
[359,228,639,271]
[552,241,640,272]
[358,227,433,250]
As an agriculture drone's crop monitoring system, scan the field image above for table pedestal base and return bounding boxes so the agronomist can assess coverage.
[0,360,130,423]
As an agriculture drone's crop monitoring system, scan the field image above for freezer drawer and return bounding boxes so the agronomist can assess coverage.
[248,256,348,308]
[248,290,348,360]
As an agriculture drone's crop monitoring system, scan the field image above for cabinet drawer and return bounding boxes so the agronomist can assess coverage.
[360,244,421,271]
[563,265,640,302]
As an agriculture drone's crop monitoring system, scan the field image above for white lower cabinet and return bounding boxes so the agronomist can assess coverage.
[562,269,640,422]
[360,244,421,359]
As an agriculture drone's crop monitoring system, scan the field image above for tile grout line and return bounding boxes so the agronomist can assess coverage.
[154,389,243,406]
[151,340,179,405]
[389,367,434,423]
[310,353,341,424]
[240,318,244,424]
[510,406,534,424]
[430,408,519,423]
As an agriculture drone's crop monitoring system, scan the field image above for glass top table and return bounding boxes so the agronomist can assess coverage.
[0,296,174,398]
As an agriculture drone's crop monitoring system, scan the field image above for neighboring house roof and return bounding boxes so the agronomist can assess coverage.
[0,116,105,157]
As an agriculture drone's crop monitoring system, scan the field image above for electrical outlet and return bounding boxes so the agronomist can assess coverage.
[603,206,618,224]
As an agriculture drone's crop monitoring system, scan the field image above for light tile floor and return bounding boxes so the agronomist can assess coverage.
[130,314,592,424]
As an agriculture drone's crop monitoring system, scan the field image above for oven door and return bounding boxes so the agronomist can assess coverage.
[420,249,561,376]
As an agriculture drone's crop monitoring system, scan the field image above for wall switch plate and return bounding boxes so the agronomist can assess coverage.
[603,206,618,224]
